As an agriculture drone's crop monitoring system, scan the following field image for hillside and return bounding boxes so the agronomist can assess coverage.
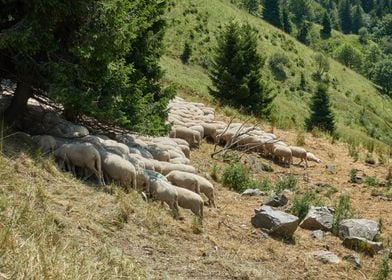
[161,0,392,154]
[1,106,391,279]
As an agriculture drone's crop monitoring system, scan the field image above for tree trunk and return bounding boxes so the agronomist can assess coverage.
[4,81,32,127]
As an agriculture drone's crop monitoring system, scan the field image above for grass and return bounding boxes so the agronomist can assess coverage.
[289,192,323,220]
[332,194,355,235]
[275,173,298,192]
[162,0,392,153]
[375,254,390,280]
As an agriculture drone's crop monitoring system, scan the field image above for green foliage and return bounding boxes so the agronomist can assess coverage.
[338,0,352,34]
[289,192,323,220]
[0,0,173,135]
[210,163,220,182]
[276,173,298,192]
[364,176,378,186]
[221,163,251,192]
[263,0,282,28]
[269,52,290,80]
[375,254,390,280]
[350,168,358,183]
[313,53,330,81]
[358,27,369,44]
[209,21,275,117]
[365,153,376,165]
[332,194,355,234]
[334,44,362,70]
[181,42,192,64]
[297,21,312,45]
[289,0,313,25]
[320,12,332,38]
[306,83,335,133]
[372,59,392,96]
[257,178,274,191]
[351,4,364,34]
[242,0,260,14]
[281,7,293,34]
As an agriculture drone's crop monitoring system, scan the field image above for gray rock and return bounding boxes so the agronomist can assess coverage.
[263,193,288,207]
[312,250,341,264]
[251,205,299,238]
[326,164,337,174]
[342,237,382,256]
[339,219,379,240]
[343,254,361,269]
[311,230,325,240]
[300,206,333,231]
[241,189,264,196]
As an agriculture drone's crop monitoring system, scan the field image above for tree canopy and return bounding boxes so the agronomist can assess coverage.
[0,0,173,135]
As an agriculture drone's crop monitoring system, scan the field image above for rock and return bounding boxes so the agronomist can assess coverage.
[300,206,333,231]
[241,189,264,196]
[251,205,299,238]
[311,230,325,240]
[263,193,288,207]
[312,250,341,264]
[342,237,382,256]
[343,254,361,269]
[326,164,337,174]
[339,219,379,240]
[353,175,363,184]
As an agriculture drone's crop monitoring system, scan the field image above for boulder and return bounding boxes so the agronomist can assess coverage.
[342,237,382,256]
[263,193,288,207]
[241,189,264,196]
[312,250,341,264]
[251,205,299,238]
[339,219,379,240]
[310,230,325,240]
[326,164,337,174]
[343,254,361,269]
[300,206,333,231]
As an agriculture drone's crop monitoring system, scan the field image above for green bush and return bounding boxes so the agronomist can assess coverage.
[289,192,323,220]
[332,194,355,235]
[221,163,251,192]
[365,153,376,164]
[350,168,358,183]
[257,178,274,192]
[276,173,298,192]
[269,52,290,80]
[365,176,378,187]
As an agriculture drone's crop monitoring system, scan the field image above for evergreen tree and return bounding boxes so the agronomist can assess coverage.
[0,0,172,134]
[372,59,392,96]
[281,6,293,33]
[306,83,335,133]
[352,4,364,34]
[181,42,192,64]
[209,22,275,117]
[243,0,260,14]
[263,0,282,28]
[297,21,312,45]
[361,0,374,13]
[289,0,313,24]
[339,0,353,34]
[320,12,332,38]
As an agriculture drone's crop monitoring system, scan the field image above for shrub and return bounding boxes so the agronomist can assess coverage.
[289,192,323,220]
[332,194,355,234]
[364,176,378,187]
[221,163,251,192]
[210,164,220,182]
[276,173,298,192]
[257,178,274,191]
[365,153,376,164]
[269,53,290,80]
[350,169,358,183]
[375,254,390,280]
[180,42,192,64]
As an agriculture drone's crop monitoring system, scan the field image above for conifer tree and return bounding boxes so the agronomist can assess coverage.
[209,22,274,117]
[339,0,352,34]
[281,6,293,33]
[289,0,313,24]
[181,42,192,64]
[263,0,283,28]
[297,21,312,45]
[320,12,332,38]
[361,0,374,13]
[306,83,335,133]
[352,4,364,34]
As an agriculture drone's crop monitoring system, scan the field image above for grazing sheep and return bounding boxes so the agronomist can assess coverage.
[306,152,322,163]
[273,145,292,166]
[158,162,197,175]
[54,142,104,185]
[174,186,204,218]
[169,126,201,146]
[290,146,308,168]
[188,125,204,139]
[32,135,57,154]
[146,144,171,162]
[200,122,218,142]
[170,138,190,147]
[195,175,216,207]
[169,157,191,165]
[179,144,190,159]
[165,170,201,194]
[101,151,137,191]
[102,139,130,156]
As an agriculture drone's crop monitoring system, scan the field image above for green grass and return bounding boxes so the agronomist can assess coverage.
[161,0,392,152]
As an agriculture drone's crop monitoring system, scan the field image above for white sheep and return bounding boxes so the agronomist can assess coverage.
[54,142,104,185]
[290,146,308,168]
[32,135,57,154]
[306,152,322,163]
[165,170,201,194]
[158,162,197,175]
[174,186,204,218]
[273,145,292,166]
[194,175,216,208]
[169,126,201,146]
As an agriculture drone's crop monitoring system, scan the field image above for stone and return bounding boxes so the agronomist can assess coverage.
[339,219,379,240]
[241,189,264,196]
[326,164,337,174]
[311,230,325,240]
[251,205,299,238]
[312,250,341,264]
[353,176,363,184]
[342,237,382,256]
[263,193,288,207]
[300,206,333,231]
[343,254,361,269]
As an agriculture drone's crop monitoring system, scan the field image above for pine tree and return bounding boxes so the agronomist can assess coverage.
[320,12,332,38]
[243,0,260,14]
[289,0,313,24]
[339,0,353,34]
[297,21,312,45]
[352,4,364,34]
[209,22,275,117]
[361,0,374,13]
[181,42,192,64]
[263,0,282,28]
[281,6,293,33]
[306,83,335,133]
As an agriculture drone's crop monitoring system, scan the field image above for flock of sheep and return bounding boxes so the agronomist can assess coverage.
[31,96,321,220]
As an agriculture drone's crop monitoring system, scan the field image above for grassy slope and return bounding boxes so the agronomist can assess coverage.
[161,0,392,153]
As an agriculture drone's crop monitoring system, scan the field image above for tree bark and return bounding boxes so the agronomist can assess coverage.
[4,81,32,127]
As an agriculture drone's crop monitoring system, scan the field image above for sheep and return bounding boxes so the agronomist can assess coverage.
[158,162,197,175]
[169,157,190,165]
[169,126,201,146]
[306,152,322,163]
[101,139,130,156]
[165,170,201,194]
[174,186,204,218]
[272,145,292,166]
[188,125,204,139]
[170,137,190,147]
[32,135,57,154]
[146,144,171,162]
[290,146,308,168]
[101,151,137,191]
[179,144,190,159]
[54,142,104,185]
[195,175,216,208]
[200,122,218,142]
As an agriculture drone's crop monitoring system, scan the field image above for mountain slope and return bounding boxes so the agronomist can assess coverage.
[161,0,392,153]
